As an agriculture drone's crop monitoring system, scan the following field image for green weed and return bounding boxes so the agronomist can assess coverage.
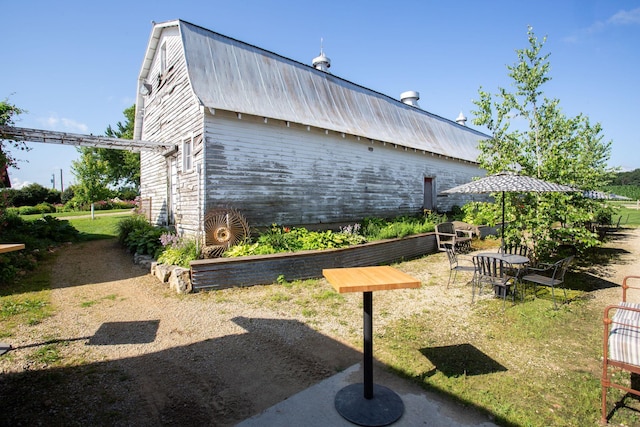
[30,343,63,365]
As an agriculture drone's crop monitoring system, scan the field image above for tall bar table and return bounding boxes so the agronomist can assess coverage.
[323,266,421,426]
[0,243,26,355]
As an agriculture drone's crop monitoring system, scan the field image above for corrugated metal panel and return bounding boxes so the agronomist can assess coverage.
[175,21,485,164]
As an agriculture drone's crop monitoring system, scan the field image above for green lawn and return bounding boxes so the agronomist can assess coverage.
[66,214,131,240]
[616,205,640,227]
[20,209,133,221]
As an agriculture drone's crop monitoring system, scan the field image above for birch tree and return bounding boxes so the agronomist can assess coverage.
[472,26,614,258]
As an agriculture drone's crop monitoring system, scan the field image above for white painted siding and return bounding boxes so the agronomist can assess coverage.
[139,26,205,238]
[203,110,480,228]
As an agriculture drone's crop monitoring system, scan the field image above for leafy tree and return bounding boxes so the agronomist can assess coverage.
[613,168,640,186]
[61,185,76,204]
[71,149,113,208]
[75,105,140,194]
[0,99,29,189]
[7,183,60,207]
[472,27,613,259]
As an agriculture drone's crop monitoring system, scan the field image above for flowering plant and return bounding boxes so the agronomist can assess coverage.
[159,232,181,248]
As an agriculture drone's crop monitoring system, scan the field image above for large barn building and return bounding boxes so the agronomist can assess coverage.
[135,19,488,241]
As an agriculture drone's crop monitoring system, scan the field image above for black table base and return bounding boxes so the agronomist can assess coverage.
[334,291,404,426]
[335,383,404,426]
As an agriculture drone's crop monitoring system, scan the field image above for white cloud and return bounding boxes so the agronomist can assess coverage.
[607,8,640,26]
[587,7,640,34]
[564,7,640,43]
[39,115,89,133]
[9,177,32,190]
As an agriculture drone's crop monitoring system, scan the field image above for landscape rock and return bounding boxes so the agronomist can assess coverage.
[154,263,174,283]
[168,267,192,293]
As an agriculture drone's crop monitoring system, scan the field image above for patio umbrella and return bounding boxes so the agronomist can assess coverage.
[583,190,631,201]
[440,171,577,246]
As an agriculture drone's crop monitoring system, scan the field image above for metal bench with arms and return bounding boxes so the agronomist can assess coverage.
[601,275,640,424]
[435,222,472,253]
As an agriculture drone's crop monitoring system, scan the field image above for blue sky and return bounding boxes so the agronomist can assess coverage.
[3,0,639,190]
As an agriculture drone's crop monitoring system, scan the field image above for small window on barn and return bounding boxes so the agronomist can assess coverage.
[182,136,193,172]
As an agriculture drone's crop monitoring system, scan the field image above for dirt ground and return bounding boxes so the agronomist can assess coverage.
[1,228,639,426]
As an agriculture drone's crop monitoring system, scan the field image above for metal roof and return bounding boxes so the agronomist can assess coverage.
[143,20,488,163]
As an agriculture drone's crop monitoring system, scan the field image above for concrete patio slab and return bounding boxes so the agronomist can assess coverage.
[237,363,498,427]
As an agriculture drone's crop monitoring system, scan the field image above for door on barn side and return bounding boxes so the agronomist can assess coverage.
[423,177,434,212]
[166,156,178,225]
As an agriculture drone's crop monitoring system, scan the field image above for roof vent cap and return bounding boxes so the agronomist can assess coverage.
[312,38,331,72]
[400,91,420,107]
[456,111,467,126]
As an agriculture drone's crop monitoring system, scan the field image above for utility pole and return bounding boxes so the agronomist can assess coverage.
[60,169,64,192]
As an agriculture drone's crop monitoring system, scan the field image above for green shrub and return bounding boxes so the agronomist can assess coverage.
[0,210,79,284]
[115,215,150,245]
[461,202,501,226]
[35,203,57,214]
[224,241,278,257]
[18,205,41,215]
[157,238,200,268]
[115,215,164,256]
[361,214,442,240]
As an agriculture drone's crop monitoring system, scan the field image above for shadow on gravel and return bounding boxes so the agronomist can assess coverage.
[0,316,361,426]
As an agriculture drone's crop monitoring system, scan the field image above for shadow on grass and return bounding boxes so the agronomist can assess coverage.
[564,230,636,293]
[420,343,507,377]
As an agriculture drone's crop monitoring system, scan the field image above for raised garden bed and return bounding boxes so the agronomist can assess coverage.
[190,232,438,291]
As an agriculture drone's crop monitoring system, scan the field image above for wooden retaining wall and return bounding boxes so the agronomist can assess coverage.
[190,232,438,291]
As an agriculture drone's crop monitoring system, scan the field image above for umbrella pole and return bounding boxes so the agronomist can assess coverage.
[501,192,505,248]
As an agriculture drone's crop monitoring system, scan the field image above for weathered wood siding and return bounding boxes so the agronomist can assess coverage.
[139,26,205,237]
[202,110,480,228]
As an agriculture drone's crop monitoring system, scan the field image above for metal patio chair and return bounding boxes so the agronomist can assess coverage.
[472,254,518,308]
[601,275,640,423]
[499,243,530,258]
[521,255,574,309]
[444,244,476,288]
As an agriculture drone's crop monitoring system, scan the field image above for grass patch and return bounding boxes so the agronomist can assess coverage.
[67,215,131,240]
[30,343,64,365]
[0,255,55,337]
[617,206,640,226]
[20,209,133,220]
[80,294,120,308]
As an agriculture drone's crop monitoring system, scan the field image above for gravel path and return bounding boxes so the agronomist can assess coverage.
[1,228,639,426]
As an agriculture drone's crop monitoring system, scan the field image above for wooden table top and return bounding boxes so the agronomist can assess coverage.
[323,266,421,294]
[0,243,25,254]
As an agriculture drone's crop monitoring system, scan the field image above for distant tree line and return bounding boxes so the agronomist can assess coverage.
[2,183,138,209]
[612,168,640,186]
